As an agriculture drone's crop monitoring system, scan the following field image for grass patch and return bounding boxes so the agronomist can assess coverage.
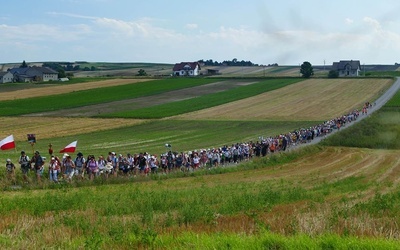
[102,78,302,118]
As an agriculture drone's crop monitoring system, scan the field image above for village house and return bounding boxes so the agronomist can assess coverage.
[9,66,59,82]
[332,60,361,77]
[0,71,14,83]
[172,62,201,76]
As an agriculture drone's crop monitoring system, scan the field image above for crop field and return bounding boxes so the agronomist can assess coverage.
[0,78,151,101]
[175,78,393,121]
[0,75,399,248]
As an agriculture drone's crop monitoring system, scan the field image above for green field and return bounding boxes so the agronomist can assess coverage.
[0,78,217,116]
[1,75,400,249]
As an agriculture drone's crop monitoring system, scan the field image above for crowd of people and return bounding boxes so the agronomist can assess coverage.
[4,105,370,184]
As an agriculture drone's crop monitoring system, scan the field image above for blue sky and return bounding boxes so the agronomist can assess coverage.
[1,0,400,65]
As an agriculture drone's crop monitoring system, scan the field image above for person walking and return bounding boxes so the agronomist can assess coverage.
[63,154,75,181]
[31,151,44,183]
[5,159,16,185]
[18,150,30,183]
[49,156,60,183]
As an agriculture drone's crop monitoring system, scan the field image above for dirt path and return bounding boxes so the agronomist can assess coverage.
[24,80,258,117]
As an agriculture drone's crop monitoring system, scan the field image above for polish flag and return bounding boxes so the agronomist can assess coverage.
[0,135,16,150]
[59,141,78,153]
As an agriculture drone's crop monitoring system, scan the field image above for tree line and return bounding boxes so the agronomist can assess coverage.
[198,58,260,67]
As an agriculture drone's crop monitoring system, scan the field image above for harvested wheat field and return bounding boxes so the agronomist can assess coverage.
[0,78,153,101]
[174,78,393,121]
[0,117,145,141]
[162,146,400,236]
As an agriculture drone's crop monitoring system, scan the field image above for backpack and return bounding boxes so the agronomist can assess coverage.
[20,155,30,168]
[34,155,43,169]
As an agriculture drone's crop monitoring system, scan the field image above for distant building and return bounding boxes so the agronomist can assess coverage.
[332,60,361,77]
[9,66,58,82]
[172,62,201,76]
[0,71,14,83]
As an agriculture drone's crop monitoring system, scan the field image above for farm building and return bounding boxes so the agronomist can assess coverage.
[0,71,14,83]
[9,66,58,82]
[332,60,361,77]
[172,62,201,76]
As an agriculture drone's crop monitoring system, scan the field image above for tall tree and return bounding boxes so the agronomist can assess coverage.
[20,60,28,68]
[300,61,314,78]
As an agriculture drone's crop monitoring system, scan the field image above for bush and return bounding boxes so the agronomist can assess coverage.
[328,70,339,78]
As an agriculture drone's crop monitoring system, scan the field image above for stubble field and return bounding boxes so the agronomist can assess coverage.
[173,78,392,121]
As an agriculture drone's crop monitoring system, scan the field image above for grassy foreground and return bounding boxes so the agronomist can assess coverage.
[1,146,400,248]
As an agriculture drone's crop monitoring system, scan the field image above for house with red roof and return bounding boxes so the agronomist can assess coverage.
[172,62,201,76]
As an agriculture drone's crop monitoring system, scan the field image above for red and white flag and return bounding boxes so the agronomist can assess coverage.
[59,140,78,153]
[0,135,16,150]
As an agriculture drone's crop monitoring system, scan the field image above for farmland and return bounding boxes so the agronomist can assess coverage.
[0,72,399,248]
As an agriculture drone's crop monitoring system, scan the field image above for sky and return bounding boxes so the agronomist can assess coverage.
[1,0,400,66]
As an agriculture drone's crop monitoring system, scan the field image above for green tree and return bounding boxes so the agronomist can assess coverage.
[300,61,314,78]
[137,69,147,76]
[20,60,28,68]
[328,70,339,78]
[58,69,66,78]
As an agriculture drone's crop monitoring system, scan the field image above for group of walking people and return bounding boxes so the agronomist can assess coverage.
[4,105,368,184]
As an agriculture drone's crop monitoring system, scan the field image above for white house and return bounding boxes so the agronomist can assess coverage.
[9,66,59,82]
[172,62,201,76]
[332,60,361,77]
[0,71,14,83]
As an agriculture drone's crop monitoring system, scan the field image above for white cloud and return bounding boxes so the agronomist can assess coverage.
[345,18,354,24]
[363,16,382,31]
[185,23,198,30]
